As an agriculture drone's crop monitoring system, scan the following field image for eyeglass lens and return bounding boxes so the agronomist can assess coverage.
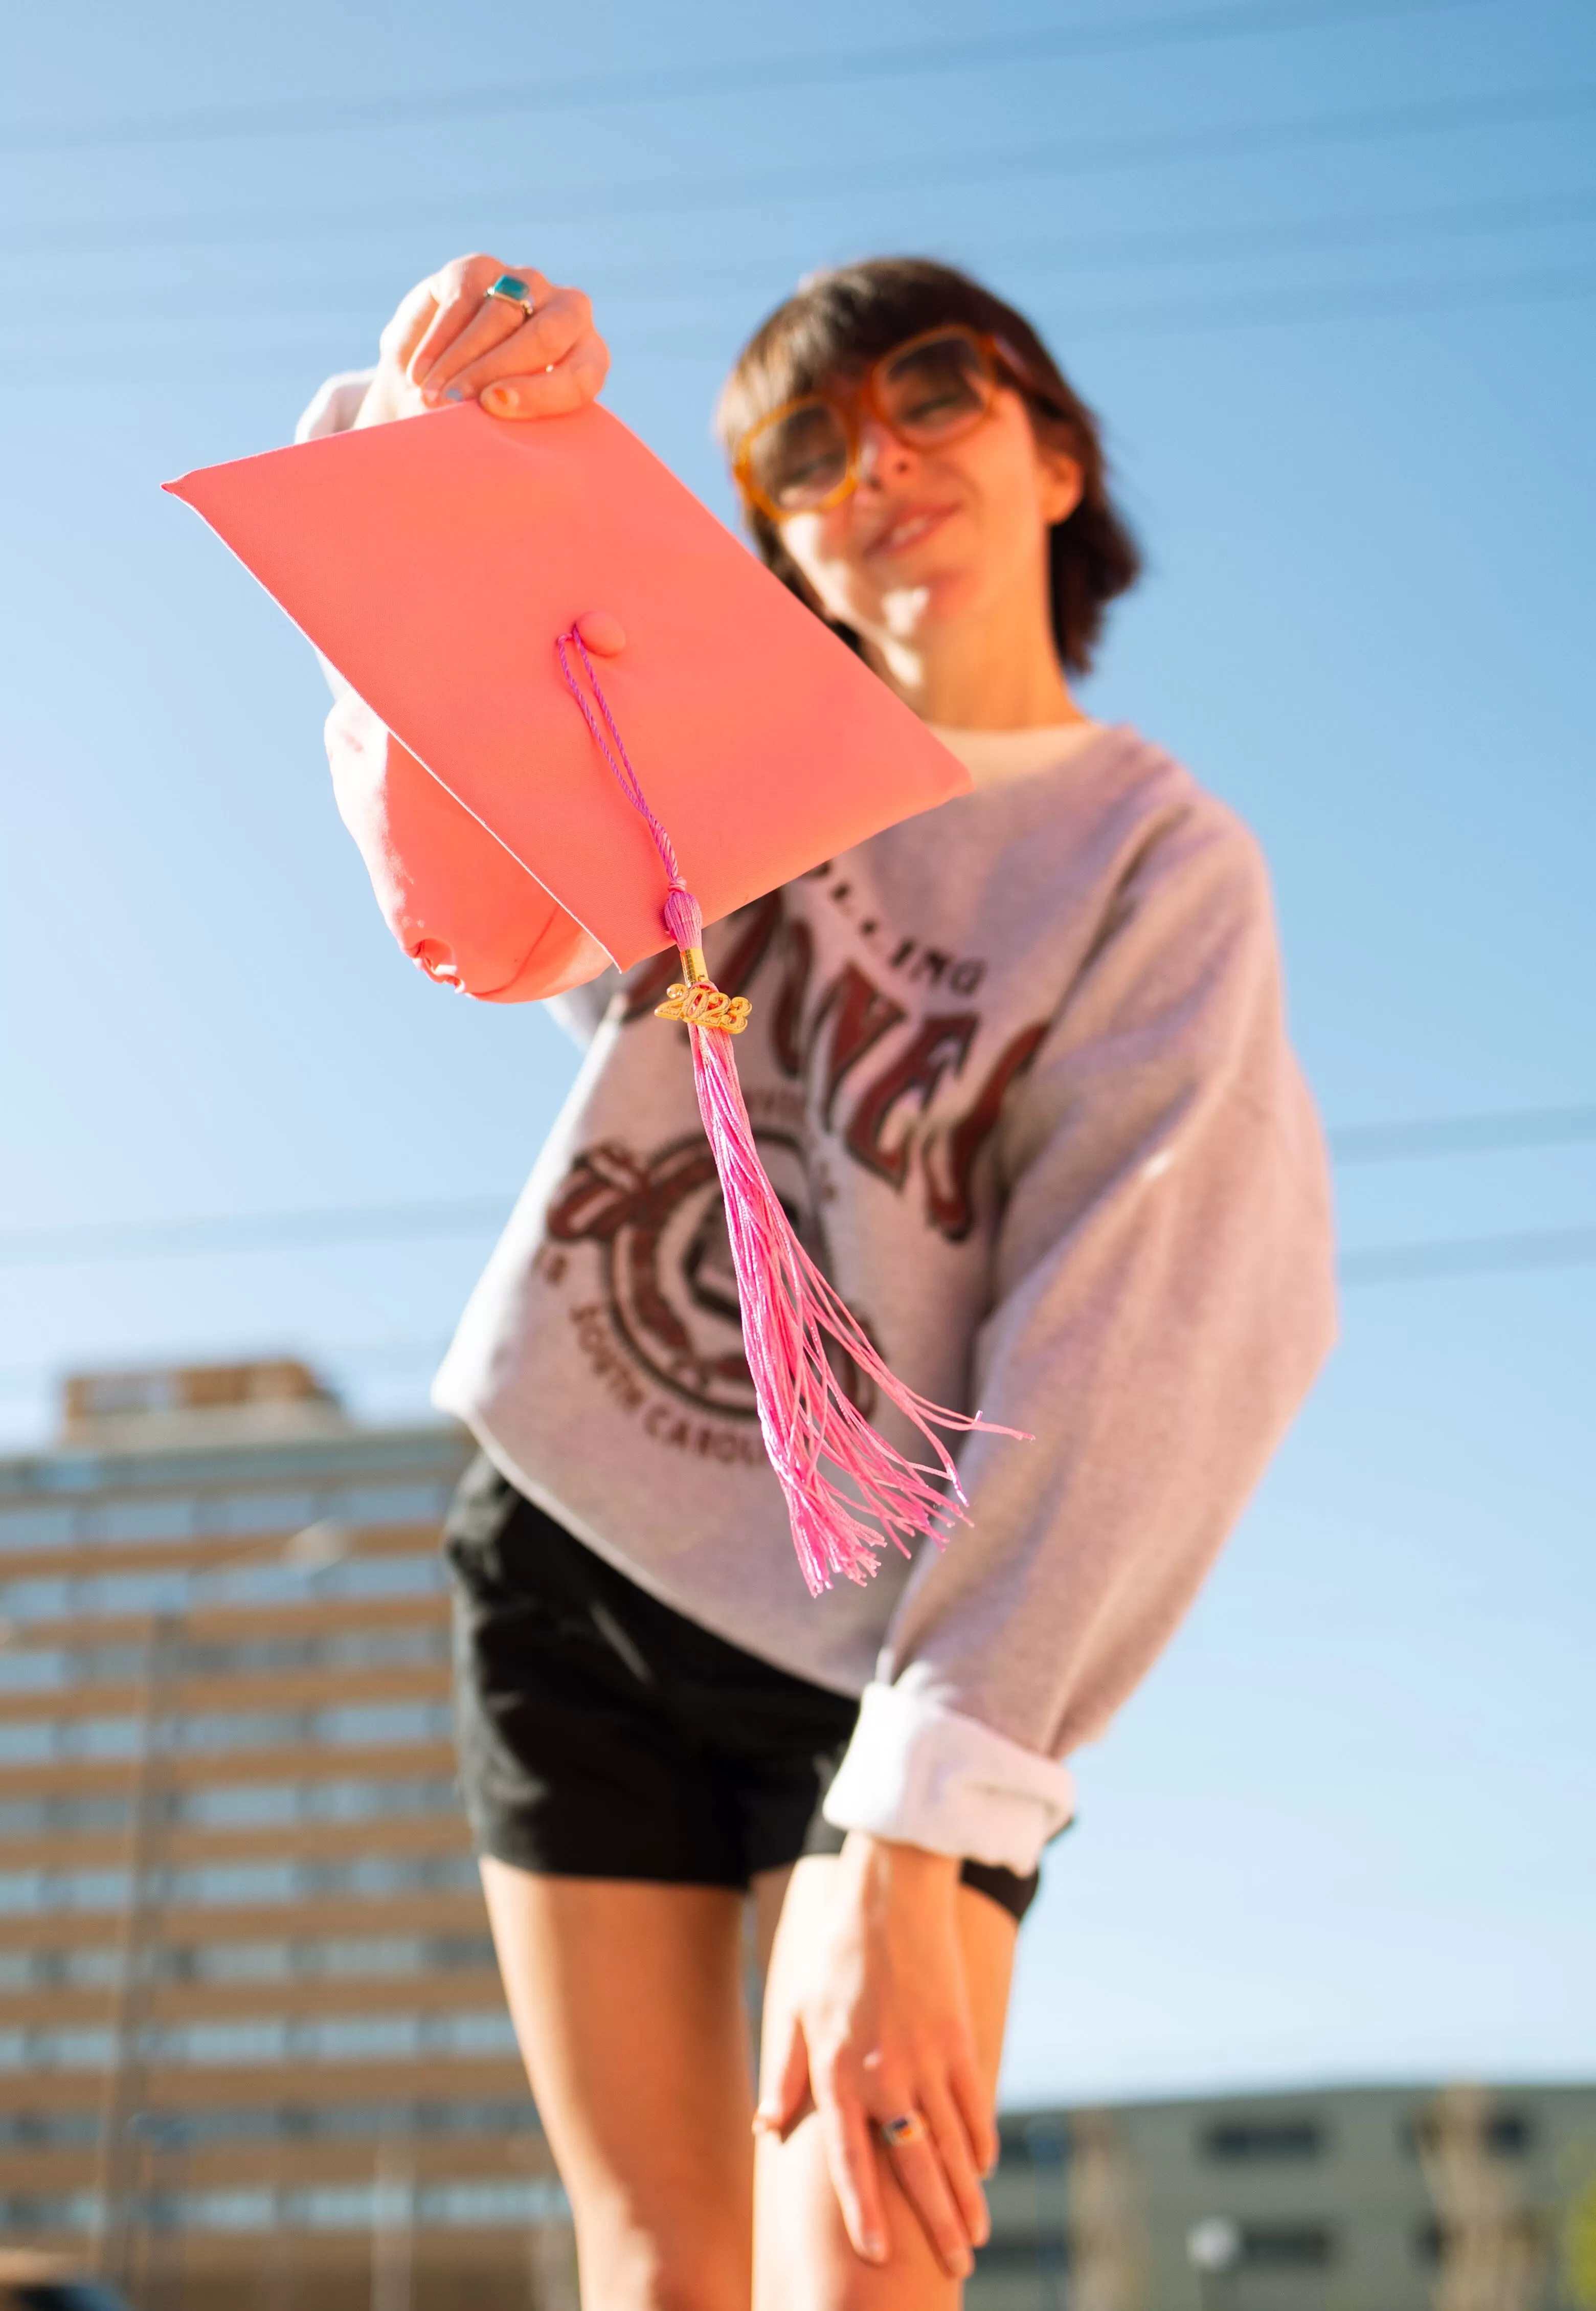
[748,331,992,513]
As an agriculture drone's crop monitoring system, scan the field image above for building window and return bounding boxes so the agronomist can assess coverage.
[1203,2118,1324,2161]
[972,2237,1075,2279]
[334,1482,457,1527]
[1407,2110,1534,2159]
[1239,2224,1336,2269]
[0,1506,76,1551]
[0,2189,99,2232]
[1416,2214,1544,2266]
[155,2175,568,2234]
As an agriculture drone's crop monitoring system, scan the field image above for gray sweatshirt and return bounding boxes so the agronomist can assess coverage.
[303,374,1338,1874]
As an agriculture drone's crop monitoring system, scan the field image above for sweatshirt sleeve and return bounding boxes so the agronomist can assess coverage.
[296,367,375,445]
[822,792,1338,1873]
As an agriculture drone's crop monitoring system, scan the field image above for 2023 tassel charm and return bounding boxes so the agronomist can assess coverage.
[556,625,1022,1597]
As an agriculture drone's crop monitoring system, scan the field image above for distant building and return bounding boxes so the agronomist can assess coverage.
[0,1360,572,2311]
[974,2081,1596,2311]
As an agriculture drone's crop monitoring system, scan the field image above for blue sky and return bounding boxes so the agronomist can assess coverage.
[1,1,1591,2100]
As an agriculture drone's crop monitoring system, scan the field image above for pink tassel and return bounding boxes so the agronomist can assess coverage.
[557,630,1023,1594]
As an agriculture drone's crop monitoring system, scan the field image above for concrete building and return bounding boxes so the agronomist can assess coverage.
[0,1360,573,2311]
[973,2081,1596,2311]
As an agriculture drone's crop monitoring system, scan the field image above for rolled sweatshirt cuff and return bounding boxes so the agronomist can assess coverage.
[821,1681,1075,1877]
[295,367,375,443]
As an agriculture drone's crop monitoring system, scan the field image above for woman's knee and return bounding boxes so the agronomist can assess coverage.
[575,2204,751,2311]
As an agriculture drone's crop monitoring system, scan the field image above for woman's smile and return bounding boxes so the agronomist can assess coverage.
[865,500,961,558]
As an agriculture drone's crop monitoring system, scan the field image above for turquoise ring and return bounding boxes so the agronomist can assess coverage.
[485,273,536,322]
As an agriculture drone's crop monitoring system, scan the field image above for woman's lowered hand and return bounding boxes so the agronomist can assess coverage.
[355,252,609,429]
[757,1834,996,2278]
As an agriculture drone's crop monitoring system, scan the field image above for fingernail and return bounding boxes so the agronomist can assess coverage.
[862,2233,886,2263]
[444,385,467,404]
[482,388,511,414]
[951,2249,974,2278]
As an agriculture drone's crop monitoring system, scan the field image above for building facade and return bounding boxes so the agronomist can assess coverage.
[974,2081,1596,2311]
[0,1361,573,2311]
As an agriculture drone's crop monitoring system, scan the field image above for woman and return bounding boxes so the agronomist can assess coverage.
[302,251,1336,2310]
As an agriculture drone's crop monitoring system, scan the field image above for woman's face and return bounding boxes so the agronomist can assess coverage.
[774,383,1083,654]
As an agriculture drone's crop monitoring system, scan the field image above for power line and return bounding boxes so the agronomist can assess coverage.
[0,1198,511,1271]
[62,259,1596,353]
[0,1220,1588,1409]
[9,254,1581,390]
[1341,1225,1596,1284]
[1329,1103,1596,1163]
[1036,258,1596,337]
[1,1104,1589,1269]
[17,187,1596,329]
[0,0,1492,159]
[0,1221,1590,1404]
[10,80,1593,263]
[1002,186,1596,276]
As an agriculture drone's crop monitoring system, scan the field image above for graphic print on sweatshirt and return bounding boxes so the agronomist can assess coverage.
[535,880,1050,1448]
[545,1123,865,1425]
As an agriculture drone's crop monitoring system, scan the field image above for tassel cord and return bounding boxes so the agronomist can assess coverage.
[555,628,1024,1596]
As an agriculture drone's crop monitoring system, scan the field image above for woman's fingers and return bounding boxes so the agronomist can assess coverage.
[817,2091,889,2265]
[815,2065,982,2278]
[479,337,610,421]
[949,2039,1000,2179]
[405,254,535,387]
[357,255,608,433]
[879,2108,978,2278]
[416,269,559,403]
[387,264,609,422]
[755,2008,814,2141]
[920,2075,992,2249]
[441,288,604,410]
[379,276,444,376]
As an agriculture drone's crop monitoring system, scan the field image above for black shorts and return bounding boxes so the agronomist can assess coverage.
[443,1454,1040,1925]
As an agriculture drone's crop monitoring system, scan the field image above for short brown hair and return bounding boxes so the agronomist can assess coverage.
[715,256,1140,676]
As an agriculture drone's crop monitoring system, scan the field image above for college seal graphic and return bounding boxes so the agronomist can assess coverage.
[546,1130,872,1422]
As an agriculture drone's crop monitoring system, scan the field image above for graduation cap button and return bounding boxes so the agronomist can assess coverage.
[575,610,626,656]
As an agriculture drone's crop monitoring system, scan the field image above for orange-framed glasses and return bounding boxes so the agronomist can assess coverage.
[732,325,1016,522]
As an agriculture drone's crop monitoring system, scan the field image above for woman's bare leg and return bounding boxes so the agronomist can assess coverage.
[752,1857,1018,2311]
[479,1858,756,2311]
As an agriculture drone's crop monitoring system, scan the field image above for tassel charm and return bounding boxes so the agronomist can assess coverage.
[654,945,753,1034]
[555,627,1024,1595]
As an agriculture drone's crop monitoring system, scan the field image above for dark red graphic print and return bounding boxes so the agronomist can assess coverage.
[766,899,1050,1236]
[545,888,1052,1423]
[547,1129,865,1421]
[921,1019,1049,1241]
[844,1013,980,1188]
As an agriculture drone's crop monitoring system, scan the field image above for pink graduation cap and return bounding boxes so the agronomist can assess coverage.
[165,401,1019,1593]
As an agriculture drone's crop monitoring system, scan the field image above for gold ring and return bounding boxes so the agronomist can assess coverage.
[485,273,535,322]
[880,2113,929,2150]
